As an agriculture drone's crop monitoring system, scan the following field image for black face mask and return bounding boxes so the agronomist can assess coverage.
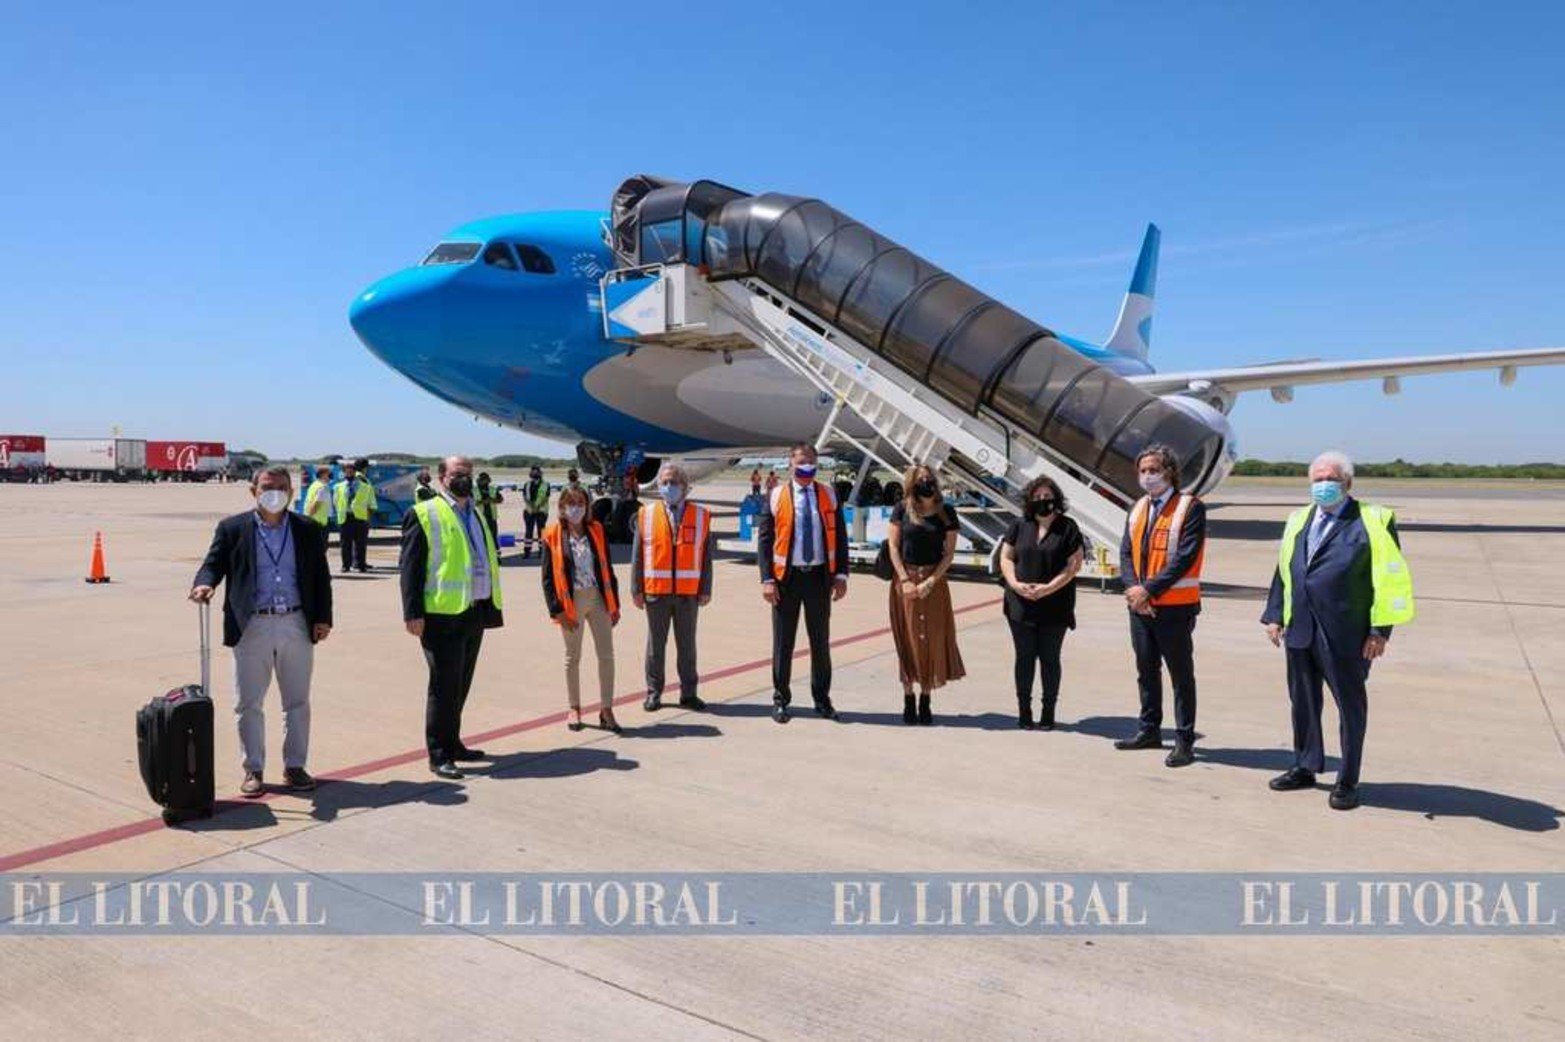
[1029,499,1056,518]
[447,474,474,498]
[913,480,938,499]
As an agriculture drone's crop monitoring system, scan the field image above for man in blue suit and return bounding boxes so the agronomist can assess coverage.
[1260,450,1415,810]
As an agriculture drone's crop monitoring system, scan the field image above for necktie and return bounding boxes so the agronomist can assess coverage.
[1308,510,1332,559]
[798,486,814,565]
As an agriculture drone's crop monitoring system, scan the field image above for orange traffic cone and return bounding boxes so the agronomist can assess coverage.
[85,531,110,584]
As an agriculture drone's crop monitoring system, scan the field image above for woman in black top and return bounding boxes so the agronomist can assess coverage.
[1000,475,1084,729]
[887,465,966,724]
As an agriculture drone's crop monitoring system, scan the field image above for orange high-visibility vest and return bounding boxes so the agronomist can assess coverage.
[543,520,619,626]
[769,481,837,581]
[1127,492,1205,607]
[640,501,712,597]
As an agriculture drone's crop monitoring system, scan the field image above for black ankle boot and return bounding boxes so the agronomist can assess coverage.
[1017,696,1034,730]
[902,694,917,724]
[917,693,932,725]
[1037,698,1056,731]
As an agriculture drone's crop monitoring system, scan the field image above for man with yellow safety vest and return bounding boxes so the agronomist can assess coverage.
[1116,444,1208,768]
[757,443,849,724]
[631,463,714,713]
[521,466,551,558]
[399,455,504,780]
[1261,450,1413,811]
[302,465,333,527]
[333,460,377,573]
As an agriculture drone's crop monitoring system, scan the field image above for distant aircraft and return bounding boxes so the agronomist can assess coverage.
[349,190,1564,501]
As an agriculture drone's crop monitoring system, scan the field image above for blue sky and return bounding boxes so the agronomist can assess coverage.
[2,1,1561,462]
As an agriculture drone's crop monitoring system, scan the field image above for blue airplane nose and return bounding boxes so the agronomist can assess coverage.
[348,267,450,366]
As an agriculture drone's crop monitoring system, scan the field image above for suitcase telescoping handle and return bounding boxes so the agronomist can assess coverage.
[197,599,211,696]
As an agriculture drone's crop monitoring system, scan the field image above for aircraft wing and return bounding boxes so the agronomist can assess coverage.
[1126,346,1565,401]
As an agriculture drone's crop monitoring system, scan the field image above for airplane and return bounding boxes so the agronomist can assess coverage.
[347,189,1565,510]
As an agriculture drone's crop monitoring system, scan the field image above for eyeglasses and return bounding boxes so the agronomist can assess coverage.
[1033,498,1057,505]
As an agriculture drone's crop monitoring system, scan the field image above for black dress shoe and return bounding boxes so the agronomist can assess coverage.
[1016,696,1034,730]
[678,694,706,711]
[644,692,662,712]
[430,761,464,780]
[772,703,791,724]
[814,701,839,721]
[1268,767,1317,791]
[904,694,918,725]
[1037,699,1056,731]
[452,747,486,762]
[1164,738,1195,768]
[1329,784,1360,810]
[1114,730,1162,751]
[917,693,932,726]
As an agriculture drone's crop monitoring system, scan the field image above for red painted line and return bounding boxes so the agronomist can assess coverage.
[0,595,1003,872]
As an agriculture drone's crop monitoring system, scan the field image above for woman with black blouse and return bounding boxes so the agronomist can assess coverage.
[887,464,966,724]
[1000,475,1085,729]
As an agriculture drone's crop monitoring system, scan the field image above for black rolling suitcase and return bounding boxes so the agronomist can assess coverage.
[137,601,216,824]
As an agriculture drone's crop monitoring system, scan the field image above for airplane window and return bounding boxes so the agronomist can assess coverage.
[482,242,519,271]
[421,242,480,266]
[513,243,557,275]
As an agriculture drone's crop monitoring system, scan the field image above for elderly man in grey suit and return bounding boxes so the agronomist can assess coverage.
[1261,450,1415,810]
[632,462,714,712]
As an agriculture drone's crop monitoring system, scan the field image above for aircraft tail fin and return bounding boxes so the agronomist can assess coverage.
[1104,223,1160,363]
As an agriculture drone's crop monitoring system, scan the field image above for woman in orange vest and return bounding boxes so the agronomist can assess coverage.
[540,486,623,732]
[1114,444,1207,767]
[886,464,966,724]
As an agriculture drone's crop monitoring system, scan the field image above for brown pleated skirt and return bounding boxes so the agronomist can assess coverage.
[889,565,966,691]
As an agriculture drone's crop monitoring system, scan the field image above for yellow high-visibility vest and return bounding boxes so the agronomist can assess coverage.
[1279,502,1414,627]
[413,498,504,615]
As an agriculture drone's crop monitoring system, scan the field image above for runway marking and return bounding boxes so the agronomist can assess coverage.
[0,595,1004,872]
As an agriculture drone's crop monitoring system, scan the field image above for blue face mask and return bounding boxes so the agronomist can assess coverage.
[1311,480,1345,507]
[659,482,683,505]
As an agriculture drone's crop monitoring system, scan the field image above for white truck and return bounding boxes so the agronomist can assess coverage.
[46,438,148,481]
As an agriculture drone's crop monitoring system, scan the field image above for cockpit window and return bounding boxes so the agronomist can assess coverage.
[514,243,557,275]
[482,242,518,271]
[421,242,480,266]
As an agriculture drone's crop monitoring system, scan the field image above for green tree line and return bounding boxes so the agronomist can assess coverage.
[1233,458,1565,479]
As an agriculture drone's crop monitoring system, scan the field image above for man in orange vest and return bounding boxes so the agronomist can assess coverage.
[1115,444,1207,767]
[632,463,714,712]
[757,443,849,723]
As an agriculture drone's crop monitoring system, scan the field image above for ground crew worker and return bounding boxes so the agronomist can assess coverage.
[334,461,377,572]
[476,471,503,537]
[400,455,504,780]
[1261,450,1413,810]
[632,463,713,712]
[303,465,333,527]
[522,466,550,558]
[757,443,848,723]
[1115,444,1207,768]
[415,468,437,502]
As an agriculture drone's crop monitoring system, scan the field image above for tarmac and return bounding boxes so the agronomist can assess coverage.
[0,477,1561,1040]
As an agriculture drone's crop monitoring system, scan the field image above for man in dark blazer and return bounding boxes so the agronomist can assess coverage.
[191,464,333,797]
[401,454,504,779]
[757,443,850,723]
[1261,450,1409,810]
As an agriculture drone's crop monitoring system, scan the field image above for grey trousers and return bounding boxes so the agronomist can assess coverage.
[645,595,699,700]
[232,612,314,773]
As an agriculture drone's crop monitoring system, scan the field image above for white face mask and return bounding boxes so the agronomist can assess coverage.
[563,505,585,524]
[257,489,290,514]
[1138,471,1170,496]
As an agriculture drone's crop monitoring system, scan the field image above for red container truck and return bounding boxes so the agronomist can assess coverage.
[147,441,228,480]
[0,434,46,481]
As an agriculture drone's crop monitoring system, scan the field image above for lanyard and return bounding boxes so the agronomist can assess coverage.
[258,518,291,609]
